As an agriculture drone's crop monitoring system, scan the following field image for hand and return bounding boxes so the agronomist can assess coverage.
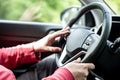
[64,58,95,80]
[33,27,70,52]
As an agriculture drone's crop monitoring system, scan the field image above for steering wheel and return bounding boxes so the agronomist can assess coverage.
[56,2,112,67]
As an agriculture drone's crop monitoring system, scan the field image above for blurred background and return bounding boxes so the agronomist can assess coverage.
[0,0,120,23]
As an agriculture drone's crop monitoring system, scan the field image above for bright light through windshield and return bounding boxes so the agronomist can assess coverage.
[105,0,120,14]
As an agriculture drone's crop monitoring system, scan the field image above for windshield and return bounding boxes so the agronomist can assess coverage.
[104,0,120,14]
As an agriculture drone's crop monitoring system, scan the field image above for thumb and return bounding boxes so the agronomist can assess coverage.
[72,58,81,63]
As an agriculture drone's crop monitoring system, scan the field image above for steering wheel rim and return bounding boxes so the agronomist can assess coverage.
[56,2,112,67]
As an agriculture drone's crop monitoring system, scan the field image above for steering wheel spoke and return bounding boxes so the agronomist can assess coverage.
[57,45,68,67]
[91,23,103,35]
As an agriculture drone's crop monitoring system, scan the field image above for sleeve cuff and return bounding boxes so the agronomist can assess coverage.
[43,67,74,80]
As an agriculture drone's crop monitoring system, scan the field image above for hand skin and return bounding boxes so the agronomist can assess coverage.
[32,27,70,52]
[64,58,95,80]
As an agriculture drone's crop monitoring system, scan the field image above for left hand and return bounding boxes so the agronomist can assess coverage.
[64,58,95,80]
[33,27,70,52]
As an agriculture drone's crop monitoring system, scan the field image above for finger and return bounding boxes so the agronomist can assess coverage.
[49,27,70,40]
[84,63,95,70]
[72,58,81,63]
[76,58,81,62]
[54,28,70,42]
[54,29,69,38]
[54,37,60,42]
[42,46,62,52]
[63,26,70,30]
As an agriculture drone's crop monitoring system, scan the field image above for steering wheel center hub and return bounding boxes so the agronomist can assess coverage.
[66,28,93,57]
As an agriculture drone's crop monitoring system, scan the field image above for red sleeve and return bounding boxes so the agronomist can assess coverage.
[42,68,75,80]
[0,44,41,69]
[0,65,16,80]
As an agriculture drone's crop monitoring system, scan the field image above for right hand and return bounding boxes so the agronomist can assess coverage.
[64,58,95,80]
[32,27,70,53]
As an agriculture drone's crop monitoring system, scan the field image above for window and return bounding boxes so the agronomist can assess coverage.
[104,0,120,14]
[0,0,80,23]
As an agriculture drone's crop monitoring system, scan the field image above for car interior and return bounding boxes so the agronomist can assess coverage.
[0,0,120,80]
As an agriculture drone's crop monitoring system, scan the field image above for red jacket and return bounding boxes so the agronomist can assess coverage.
[0,44,74,80]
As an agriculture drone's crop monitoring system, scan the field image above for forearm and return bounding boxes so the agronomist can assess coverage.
[0,43,41,69]
[42,68,74,80]
[0,65,16,80]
